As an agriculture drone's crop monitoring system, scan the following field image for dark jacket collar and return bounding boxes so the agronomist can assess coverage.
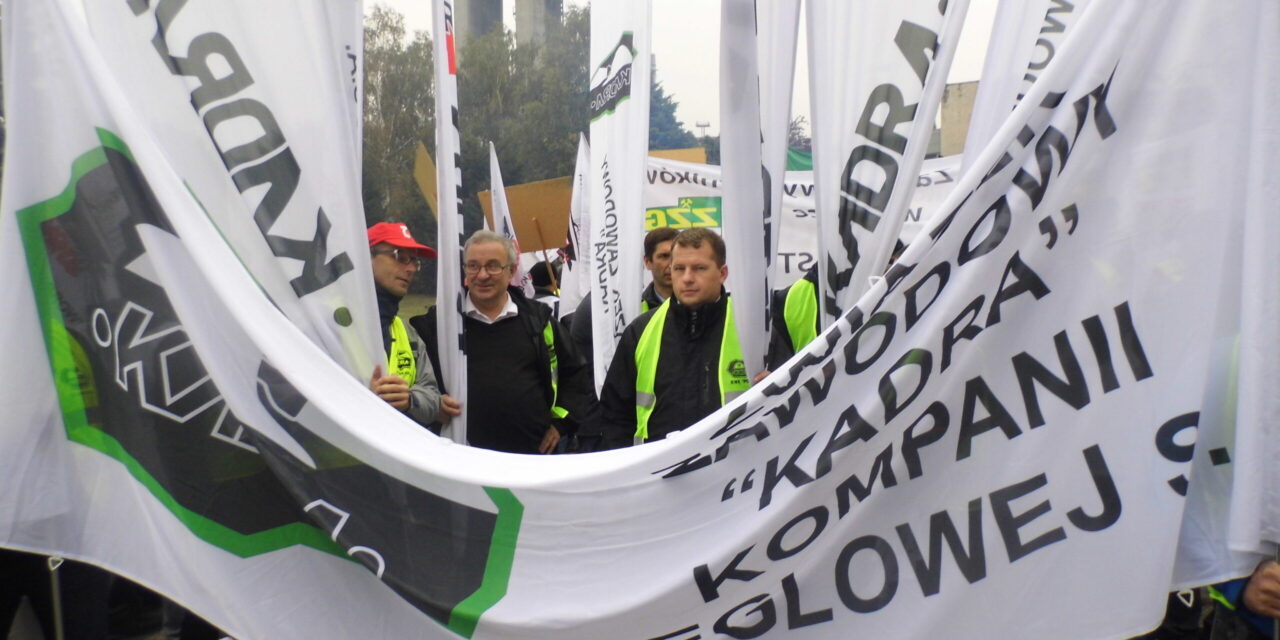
[376,287,402,352]
[669,288,728,340]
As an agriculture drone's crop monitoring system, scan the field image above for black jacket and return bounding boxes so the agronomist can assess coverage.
[766,265,820,370]
[411,287,591,450]
[567,281,666,369]
[596,290,732,448]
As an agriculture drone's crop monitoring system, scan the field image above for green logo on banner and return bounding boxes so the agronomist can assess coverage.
[645,196,722,231]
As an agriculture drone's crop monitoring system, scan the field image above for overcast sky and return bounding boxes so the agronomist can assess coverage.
[374,0,998,137]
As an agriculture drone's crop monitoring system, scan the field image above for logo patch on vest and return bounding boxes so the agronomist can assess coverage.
[727,359,747,380]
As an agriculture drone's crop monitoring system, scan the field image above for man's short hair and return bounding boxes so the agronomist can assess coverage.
[672,228,725,266]
[465,229,517,266]
[643,227,679,260]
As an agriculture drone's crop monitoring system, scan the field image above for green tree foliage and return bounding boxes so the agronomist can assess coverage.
[362,6,436,243]
[649,78,698,151]
[361,5,698,287]
[788,115,811,152]
[700,135,720,165]
[455,7,590,231]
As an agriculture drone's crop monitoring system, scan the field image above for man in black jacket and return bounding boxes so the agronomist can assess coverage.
[413,230,589,454]
[596,229,749,448]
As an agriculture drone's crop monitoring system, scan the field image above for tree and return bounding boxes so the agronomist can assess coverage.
[362,6,438,291]
[700,134,720,165]
[360,4,700,278]
[788,115,811,152]
[362,9,435,230]
[454,7,591,232]
[649,78,698,150]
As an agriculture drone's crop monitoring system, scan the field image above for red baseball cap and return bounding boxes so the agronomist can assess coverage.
[367,222,437,259]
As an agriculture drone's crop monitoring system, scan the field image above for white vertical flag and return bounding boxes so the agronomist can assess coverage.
[807,0,968,328]
[758,0,802,280]
[719,0,770,376]
[588,3,652,391]
[558,134,592,320]
[962,0,1093,174]
[433,0,468,442]
[332,0,364,161]
[80,0,381,380]
[488,142,535,298]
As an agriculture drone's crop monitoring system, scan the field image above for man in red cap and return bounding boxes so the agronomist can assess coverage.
[367,222,460,427]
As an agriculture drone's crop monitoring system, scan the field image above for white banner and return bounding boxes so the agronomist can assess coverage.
[807,0,968,329]
[80,0,379,380]
[644,155,963,288]
[489,143,535,298]
[588,3,652,392]
[433,0,468,442]
[3,1,1277,639]
[557,134,592,320]
[720,0,771,376]
[962,0,1093,174]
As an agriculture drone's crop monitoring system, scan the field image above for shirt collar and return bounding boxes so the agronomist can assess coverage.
[463,290,519,324]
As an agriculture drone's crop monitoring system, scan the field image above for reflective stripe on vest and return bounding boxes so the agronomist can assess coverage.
[388,316,416,385]
[633,299,748,443]
[783,277,818,353]
[543,320,569,419]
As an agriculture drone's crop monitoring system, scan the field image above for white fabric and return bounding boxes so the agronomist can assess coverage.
[79,0,380,379]
[807,0,968,329]
[757,0,802,287]
[588,2,652,393]
[557,134,592,320]
[2,1,1277,639]
[1225,0,1280,557]
[719,0,771,376]
[962,0,1093,174]
[432,0,468,443]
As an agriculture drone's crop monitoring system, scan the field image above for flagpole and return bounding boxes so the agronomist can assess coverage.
[532,217,560,293]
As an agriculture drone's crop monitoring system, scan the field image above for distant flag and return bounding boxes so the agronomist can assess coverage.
[489,142,535,298]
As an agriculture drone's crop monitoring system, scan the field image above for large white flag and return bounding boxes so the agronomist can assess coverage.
[758,0,802,289]
[433,0,468,442]
[489,143,536,299]
[807,1,968,329]
[588,3,652,391]
[558,134,592,320]
[720,0,771,377]
[4,0,1278,639]
[1223,0,1280,559]
[80,0,380,379]
[961,0,1093,174]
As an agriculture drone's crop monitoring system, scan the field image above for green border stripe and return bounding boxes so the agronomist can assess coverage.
[447,488,524,638]
[16,130,342,559]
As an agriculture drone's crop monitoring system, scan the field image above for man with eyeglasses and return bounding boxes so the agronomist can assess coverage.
[367,222,460,428]
[413,230,589,454]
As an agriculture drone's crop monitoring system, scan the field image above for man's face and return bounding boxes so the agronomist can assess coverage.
[464,241,513,306]
[671,242,727,308]
[643,239,675,294]
[371,243,420,297]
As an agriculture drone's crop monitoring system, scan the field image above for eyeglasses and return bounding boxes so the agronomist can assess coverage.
[464,262,511,276]
[372,248,423,268]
